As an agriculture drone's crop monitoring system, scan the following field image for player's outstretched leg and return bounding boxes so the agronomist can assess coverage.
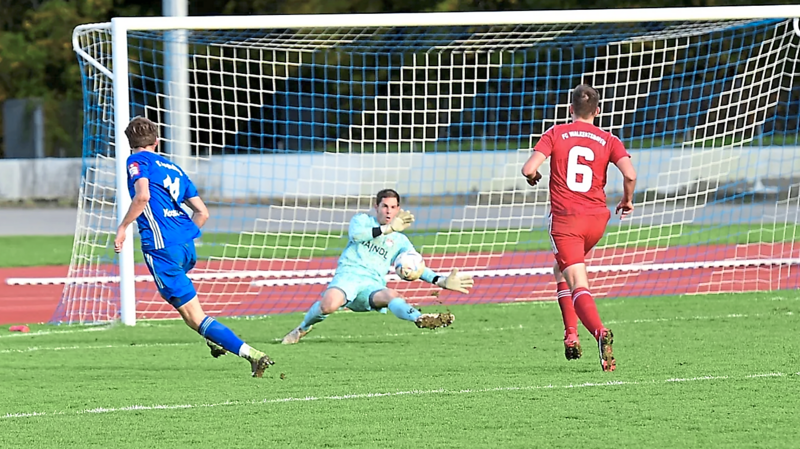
[282,300,327,344]
[283,289,348,344]
[282,326,312,345]
[178,298,274,377]
[385,297,455,329]
[196,315,275,377]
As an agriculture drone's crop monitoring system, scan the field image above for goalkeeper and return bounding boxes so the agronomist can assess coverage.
[281,189,474,344]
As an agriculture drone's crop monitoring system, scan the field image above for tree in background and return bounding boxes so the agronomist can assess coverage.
[0,0,160,157]
[0,0,788,157]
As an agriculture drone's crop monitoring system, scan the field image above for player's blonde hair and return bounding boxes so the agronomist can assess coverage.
[571,84,600,119]
[125,116,158,149]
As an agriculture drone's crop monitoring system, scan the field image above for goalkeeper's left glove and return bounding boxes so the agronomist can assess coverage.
[435,268,474,294]
[382,209,414,234]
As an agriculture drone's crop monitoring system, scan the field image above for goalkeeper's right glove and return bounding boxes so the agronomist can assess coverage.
[435,268,474,294]
[383,210,414,234]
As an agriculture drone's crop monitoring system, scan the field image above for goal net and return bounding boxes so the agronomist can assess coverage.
[60,8,800,323]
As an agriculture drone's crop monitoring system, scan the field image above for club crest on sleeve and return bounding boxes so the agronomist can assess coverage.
[128,162,140,177]
[385,238,394,247]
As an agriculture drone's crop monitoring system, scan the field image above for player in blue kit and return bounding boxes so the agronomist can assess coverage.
[113,116,274,377]
[281,189,475,344]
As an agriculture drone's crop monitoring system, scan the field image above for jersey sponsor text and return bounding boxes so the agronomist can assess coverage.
[561,131,607,146]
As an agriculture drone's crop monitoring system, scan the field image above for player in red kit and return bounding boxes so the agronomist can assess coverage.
[521,84,637,372]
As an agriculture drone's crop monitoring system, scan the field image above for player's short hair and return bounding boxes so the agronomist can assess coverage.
[571,84,600,119]
[376,189,401,205]
[125,116,158,149]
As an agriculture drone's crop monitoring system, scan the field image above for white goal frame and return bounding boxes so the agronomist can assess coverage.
[72,5,800,325]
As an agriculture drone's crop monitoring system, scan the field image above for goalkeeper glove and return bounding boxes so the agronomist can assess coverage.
[383,210,414,234]
[435,268,474,294]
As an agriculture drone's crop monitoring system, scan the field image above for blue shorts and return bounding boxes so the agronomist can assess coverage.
[326,272,386,312]
[142,241,198,308]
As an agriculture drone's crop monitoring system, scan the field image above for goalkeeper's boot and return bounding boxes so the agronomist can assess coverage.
[563,329,582,361]
[206,339,228,358]
[597,328,616,372]
[248,352,275,378]
[415,312,455,329]
[281,325,312,345]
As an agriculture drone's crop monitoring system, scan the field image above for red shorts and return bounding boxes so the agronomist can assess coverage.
[548,211,610,271]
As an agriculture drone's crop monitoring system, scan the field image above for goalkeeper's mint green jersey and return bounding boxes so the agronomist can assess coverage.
[337,213,414,282]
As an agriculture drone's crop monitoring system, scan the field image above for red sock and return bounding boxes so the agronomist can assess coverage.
[572,287,604,340]
[556,282,578,335]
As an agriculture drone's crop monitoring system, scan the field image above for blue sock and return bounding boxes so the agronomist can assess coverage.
[300,301,327,331]
[198,316,245,355]
[388,298,421,322]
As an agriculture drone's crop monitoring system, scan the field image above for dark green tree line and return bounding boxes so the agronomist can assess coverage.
[0,0,789,156]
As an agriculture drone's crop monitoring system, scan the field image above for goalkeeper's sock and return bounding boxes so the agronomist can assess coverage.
[572,287,604,340]
[388,298,422,322]
[198,316,246,356]
[556,281,578,334]
[300,301,327,331]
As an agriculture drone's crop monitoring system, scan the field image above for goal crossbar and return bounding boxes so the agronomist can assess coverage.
[103,6,800,31]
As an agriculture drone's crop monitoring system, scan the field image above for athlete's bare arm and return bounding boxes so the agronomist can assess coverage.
[521,151,547,186]
[184,196,210,229]
[614,156,637,217]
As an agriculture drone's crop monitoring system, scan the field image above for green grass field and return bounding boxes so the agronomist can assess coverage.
[3,222,799,267]
[1,292,799,447]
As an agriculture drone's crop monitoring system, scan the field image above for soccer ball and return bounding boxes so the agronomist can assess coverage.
[394,250,426,281]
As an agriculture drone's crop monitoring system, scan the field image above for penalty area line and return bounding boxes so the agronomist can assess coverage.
[0,326,112,340]
[3,311,794,354]
[0,326,527,354]
[1,372,791,420]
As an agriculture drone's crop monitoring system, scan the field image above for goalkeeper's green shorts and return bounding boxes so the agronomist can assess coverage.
[326,272,386,312]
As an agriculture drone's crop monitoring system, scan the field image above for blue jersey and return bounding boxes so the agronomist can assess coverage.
[126,151,201,252]
[338,213,416,283]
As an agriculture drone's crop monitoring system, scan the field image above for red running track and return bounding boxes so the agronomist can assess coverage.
[1,243,798,325]
[0,266,68,325]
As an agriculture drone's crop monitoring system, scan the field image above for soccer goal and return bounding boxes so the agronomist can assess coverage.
[59,6,800,324]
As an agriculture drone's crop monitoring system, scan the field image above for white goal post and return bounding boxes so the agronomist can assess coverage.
[61,5,800,324]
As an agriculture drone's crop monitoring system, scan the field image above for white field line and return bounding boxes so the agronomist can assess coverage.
[2,372,793,420]
[606,312,760,325]
[0,305,787,342]
[0,326,526,354]
[0,342,194,354]
[2,311,796,355]
[0,325,112,339]
[764,295,800,301]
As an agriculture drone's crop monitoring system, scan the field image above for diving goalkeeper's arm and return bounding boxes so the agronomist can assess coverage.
[419,267,474,295]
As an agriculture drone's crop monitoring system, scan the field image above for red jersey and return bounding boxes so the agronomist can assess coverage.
[534,121,630,216]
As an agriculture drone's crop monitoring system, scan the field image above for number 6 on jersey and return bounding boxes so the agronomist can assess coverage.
[566,145,594,193]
